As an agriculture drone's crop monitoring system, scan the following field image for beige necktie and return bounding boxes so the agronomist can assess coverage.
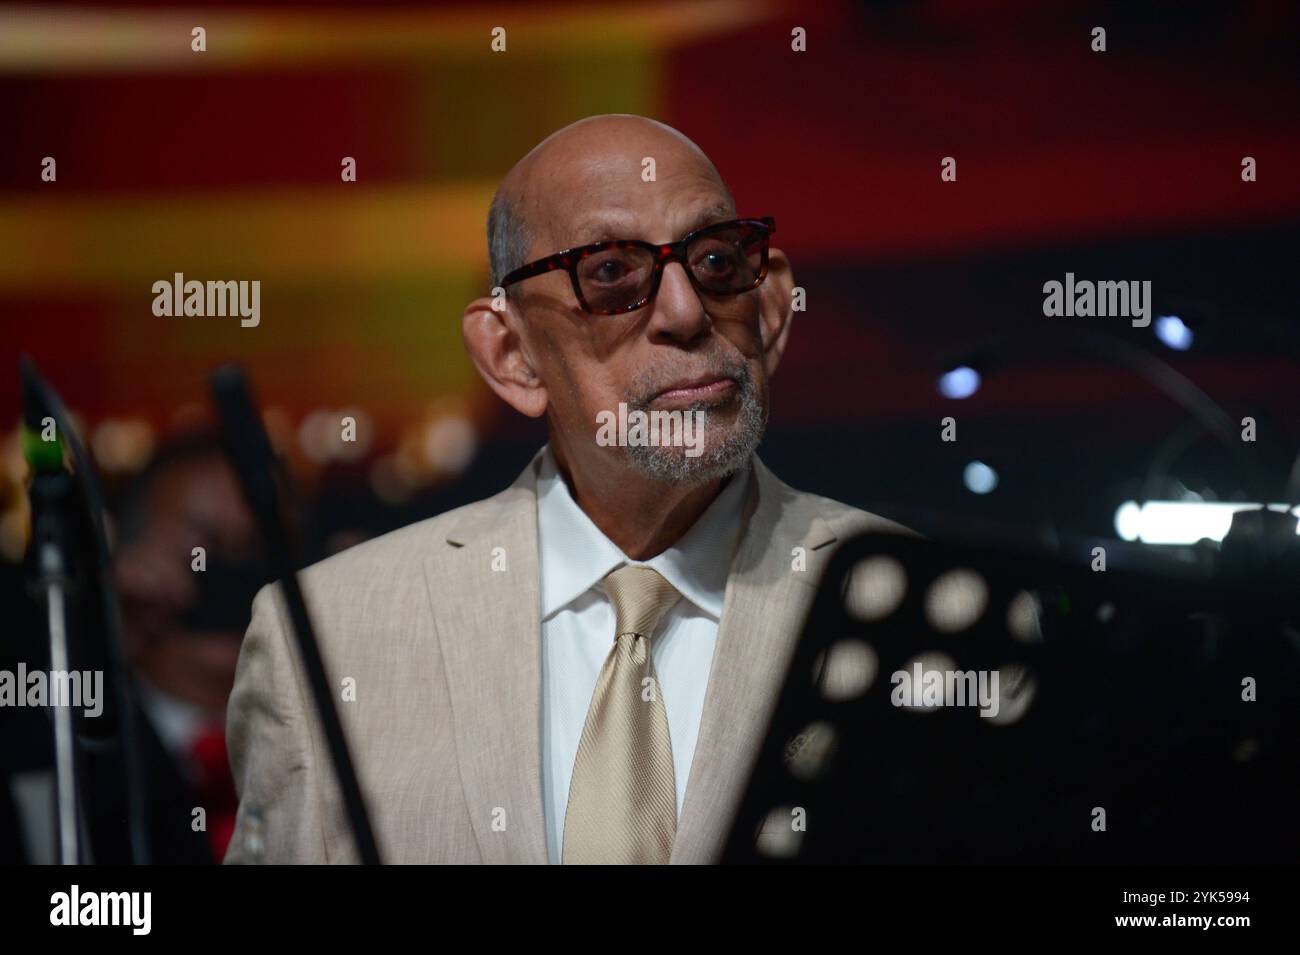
[562,564,682,864]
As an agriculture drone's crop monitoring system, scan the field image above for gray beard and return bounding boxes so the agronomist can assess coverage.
[621,364,766,484]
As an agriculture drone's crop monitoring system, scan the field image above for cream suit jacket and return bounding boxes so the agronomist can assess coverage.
[223,448,907,863]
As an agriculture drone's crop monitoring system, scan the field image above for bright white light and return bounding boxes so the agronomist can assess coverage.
[1115,501,1143,541]
[938,366,981,400]
[1113,500,1300,544]
[1154,314,1193,351]
[963,460,998,494]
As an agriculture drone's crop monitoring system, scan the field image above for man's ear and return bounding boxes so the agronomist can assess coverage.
[462,294,549,418]
[757,247,795,378]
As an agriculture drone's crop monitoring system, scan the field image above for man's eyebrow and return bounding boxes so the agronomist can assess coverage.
[569,218,634,245]
[680,203,737,236]
[567,203,737,246]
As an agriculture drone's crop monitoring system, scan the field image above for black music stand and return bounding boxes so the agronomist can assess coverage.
[721,529,1300,864]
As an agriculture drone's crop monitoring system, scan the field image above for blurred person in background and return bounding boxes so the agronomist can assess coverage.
[108,430,264,862]
[0,429,263,862]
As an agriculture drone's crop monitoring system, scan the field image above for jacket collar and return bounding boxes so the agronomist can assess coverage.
[426,447,841,863]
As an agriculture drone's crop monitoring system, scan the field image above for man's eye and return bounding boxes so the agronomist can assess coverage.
[591,258,628,283]
[696,248,737,274]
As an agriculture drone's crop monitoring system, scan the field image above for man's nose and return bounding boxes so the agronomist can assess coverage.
[646,261,710,343]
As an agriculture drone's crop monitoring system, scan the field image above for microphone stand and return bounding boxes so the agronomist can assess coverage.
[25,458,83,864]
[20,356,150,865]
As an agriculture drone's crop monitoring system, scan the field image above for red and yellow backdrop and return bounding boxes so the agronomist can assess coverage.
[2,0,1299,556]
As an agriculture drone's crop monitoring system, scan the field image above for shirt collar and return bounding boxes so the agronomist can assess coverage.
[536,445,751,620]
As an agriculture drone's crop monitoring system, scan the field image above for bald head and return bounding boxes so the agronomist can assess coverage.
[464,111,794,513]
[486,115,735,289]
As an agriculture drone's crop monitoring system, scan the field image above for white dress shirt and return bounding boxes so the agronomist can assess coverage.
[536,446,751,864]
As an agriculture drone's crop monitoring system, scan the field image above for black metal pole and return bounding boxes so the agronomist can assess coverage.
[209,364,382,865]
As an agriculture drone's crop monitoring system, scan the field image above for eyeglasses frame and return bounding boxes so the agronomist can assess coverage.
[499,216,776,315]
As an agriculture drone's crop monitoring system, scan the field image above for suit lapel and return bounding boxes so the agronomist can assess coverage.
[671,458,838,863]
[422,450,840,865]
[424,453,549,864]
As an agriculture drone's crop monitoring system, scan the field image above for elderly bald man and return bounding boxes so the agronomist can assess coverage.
[224,114,904,865]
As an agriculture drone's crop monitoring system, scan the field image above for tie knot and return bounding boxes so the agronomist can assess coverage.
[602,564,681,642]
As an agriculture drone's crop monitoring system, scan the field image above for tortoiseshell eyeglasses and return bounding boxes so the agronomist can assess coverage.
[500,216,775,315]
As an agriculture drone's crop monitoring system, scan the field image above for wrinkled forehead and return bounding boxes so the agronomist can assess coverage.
[523,144,736,254]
